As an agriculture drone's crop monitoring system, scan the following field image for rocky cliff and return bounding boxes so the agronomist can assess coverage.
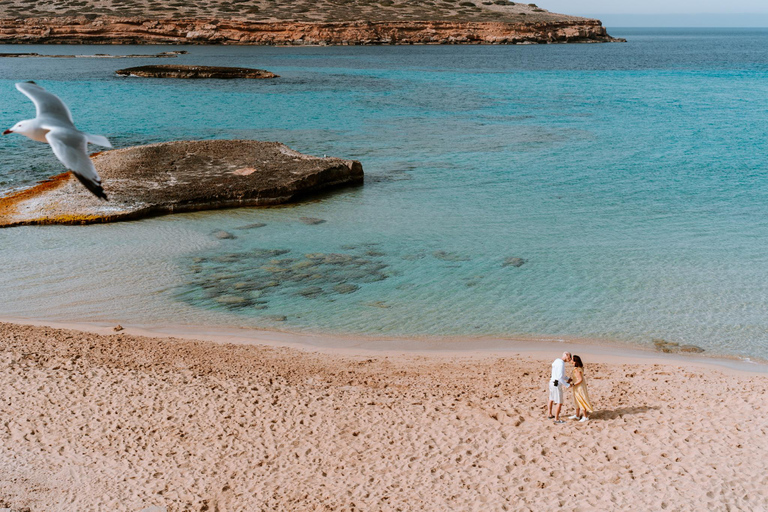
[0,17,622,45]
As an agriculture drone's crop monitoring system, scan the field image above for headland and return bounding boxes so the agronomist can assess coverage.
[0,1,624,45]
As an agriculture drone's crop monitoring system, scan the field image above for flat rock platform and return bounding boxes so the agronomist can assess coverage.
[0,140,363,227]
[115,65,278,78]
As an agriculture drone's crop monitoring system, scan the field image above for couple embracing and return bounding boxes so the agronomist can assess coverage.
[547,352,594,424]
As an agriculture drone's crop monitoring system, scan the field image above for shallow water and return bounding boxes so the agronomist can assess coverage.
[2,29,768,358]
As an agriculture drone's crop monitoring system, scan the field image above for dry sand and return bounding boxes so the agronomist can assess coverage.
[0,321,767,511]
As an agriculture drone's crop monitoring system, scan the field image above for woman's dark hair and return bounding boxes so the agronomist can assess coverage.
[573,355,583,368]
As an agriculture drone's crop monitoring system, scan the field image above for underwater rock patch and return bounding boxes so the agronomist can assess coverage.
[433,251,470,262]
[235,223,267,230]
[178,245,390,314]
[363,301,390,309]
[300,217,327,225]
[297,286,324,298]
[503,257,527,268]
[215,295,249,306]
[653,338,705,354]
[213,230,237,240]
[334,283,360,294]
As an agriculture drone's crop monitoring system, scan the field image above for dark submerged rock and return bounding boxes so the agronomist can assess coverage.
[653,338,705,354]
[215,295,249,306]
[213,230,237,240]
[503,257,527,268]
[235,223,267,230]
[334,283,360,294]
[116,64,278,79]
[433,251,470,262]
[300,217,327,225]
[297,286,324,298]
[178,246,389,313]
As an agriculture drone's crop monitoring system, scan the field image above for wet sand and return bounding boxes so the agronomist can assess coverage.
[1,321,766,511]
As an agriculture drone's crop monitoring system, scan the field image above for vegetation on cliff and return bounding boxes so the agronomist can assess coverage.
[0,1,586,24]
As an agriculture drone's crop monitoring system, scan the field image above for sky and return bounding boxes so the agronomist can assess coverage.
[541,0,768,26]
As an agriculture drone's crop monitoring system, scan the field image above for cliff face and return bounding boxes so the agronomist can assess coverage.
[0,17,622,45]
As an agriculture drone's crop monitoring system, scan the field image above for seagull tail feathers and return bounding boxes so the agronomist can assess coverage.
[73,172,108,201]
[85,133,112,148]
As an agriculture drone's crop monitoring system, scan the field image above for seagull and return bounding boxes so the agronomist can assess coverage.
[3,81,112,200]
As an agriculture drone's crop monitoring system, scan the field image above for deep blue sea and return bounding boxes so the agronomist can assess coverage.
[2,28,768,359]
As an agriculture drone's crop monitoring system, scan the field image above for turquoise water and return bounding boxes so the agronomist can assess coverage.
[2,29,768,358]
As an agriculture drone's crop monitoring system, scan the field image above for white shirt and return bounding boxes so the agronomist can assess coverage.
[551,358,569,387]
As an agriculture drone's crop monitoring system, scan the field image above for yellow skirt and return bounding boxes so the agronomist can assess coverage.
[573,382,594,413]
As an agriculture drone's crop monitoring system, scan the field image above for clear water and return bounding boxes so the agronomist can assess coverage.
[2,28,768,359]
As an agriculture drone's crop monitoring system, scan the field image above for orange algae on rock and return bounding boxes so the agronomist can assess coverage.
[0,172,72,221]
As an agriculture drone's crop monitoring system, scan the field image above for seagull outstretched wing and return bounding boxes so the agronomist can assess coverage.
[16,81,75,125]
[45,128,107,200]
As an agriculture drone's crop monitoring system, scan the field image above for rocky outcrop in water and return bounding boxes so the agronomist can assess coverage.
[0,50,186,58]
[0,140,363,227]
[116,64,278,78]
[0,17,624,45]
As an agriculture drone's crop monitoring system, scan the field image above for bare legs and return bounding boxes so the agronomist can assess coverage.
[548,400,563,420]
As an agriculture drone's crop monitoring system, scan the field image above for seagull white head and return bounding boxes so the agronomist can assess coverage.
[4,119,48,142]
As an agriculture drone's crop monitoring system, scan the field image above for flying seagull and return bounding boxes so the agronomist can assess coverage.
[3,81,112,200]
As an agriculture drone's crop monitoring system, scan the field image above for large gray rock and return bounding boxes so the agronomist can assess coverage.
[0,140,363,227]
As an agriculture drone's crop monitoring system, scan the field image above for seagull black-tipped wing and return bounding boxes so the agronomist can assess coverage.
[45,128,108,200]
[16,81,75,125]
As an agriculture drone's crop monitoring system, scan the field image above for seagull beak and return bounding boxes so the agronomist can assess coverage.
[2,130,11,135]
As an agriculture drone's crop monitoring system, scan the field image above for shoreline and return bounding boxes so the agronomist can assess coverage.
[3,315,766,375]
[1,319,766,510]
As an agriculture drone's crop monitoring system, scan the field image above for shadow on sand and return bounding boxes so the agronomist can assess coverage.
[591,405,660,420]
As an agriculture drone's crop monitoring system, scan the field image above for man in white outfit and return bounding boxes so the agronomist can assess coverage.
[547,352,572,423]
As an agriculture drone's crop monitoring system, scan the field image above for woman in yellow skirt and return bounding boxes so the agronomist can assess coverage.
[569,355,594,422]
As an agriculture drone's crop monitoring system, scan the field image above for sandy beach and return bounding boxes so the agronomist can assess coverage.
[0,321,766,511]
